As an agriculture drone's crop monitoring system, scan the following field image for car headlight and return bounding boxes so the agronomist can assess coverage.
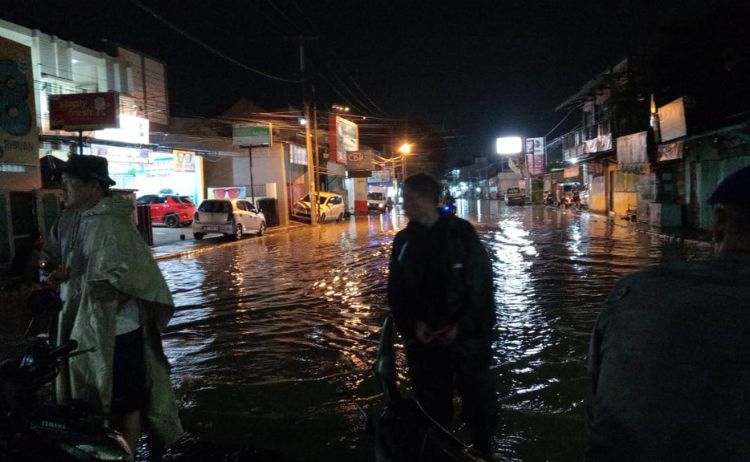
[378,203,383,208]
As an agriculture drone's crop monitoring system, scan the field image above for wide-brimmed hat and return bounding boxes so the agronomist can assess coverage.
[63,154,116,186]
[707,164,750,206]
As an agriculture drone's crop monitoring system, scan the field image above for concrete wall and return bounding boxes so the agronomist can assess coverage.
[684,137,750,230]
[611,170,638,218]
[590,175,607,213]
[204,144,291,226]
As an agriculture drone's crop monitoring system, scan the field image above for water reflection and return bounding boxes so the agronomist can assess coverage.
[154,205,709,461]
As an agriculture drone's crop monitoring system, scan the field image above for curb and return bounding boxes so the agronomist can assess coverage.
[151,222,309,261]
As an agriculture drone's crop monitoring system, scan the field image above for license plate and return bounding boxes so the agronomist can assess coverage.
[204,226,219,232]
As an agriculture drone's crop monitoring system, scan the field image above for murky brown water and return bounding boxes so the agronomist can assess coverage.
[155,201,712,461]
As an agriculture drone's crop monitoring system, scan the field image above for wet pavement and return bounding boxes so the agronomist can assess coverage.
[153,201,713,461]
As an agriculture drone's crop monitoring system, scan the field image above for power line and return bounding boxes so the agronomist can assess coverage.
[545,107,577,138]
[127,0,300,83]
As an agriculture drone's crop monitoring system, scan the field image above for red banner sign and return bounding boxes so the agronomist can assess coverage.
[49,92,120,131]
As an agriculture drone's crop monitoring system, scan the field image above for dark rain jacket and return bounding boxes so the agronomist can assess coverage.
[388,214,495,340]
[586,251,750,461]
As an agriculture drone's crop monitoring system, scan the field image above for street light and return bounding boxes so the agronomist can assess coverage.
[398,143,411,178]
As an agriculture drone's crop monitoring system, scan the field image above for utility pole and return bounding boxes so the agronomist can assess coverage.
[288,36,319,225]
[313,102,321,206]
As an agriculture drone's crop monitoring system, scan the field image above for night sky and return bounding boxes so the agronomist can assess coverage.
[1,0,736,163]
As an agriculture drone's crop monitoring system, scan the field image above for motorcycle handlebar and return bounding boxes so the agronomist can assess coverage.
[48,339,79,359]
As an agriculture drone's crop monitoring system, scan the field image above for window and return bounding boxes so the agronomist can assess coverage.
[329,196,342,205]
[199,201,231,213]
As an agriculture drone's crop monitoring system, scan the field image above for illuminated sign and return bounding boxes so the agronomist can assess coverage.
[496,136,523,155]
[97,115,149,144]
[49,92,120,131]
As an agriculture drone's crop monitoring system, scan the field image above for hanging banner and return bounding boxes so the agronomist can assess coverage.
[289,144,307,165]
[617,131,648,169]
[657,141,684,162]
[658,97,686,142]
[0,37,39,166]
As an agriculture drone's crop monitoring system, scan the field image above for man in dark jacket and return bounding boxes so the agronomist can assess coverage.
[388,173,497,457]
[586,164,750,461]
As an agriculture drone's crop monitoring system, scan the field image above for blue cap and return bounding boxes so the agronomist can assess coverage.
[707,164,750,205]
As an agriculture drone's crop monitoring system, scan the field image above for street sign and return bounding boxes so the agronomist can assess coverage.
[232,124,272,147]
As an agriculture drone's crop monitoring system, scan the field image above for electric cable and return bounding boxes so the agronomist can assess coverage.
[127,0,300,83]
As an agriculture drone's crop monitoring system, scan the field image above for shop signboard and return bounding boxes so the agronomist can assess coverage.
[564,166,580,179]
[346,150,372,177]
[329,115,358,163]
[0,37,39,166]
[91,144,151,164]
[232,124,271,147]
[525,137,545,175]
[208,186,246,199]
[97,115,149,144]
[173,149,196,172]
[49,92,120,131]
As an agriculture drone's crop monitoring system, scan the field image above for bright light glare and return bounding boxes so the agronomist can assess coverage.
[299,118,307,125]
[399,143,411,154]
[496,136,523,155]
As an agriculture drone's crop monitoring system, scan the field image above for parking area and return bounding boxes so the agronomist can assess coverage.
[151,225,196,246]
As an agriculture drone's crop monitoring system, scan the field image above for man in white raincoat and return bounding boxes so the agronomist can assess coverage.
[41,154,183,456]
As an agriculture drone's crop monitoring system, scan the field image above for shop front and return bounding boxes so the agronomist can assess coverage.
[95,145,204,204]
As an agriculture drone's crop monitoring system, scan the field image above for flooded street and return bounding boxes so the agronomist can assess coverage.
[158,201,710,461]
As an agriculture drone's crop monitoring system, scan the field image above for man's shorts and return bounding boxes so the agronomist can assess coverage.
[111,327,148,414]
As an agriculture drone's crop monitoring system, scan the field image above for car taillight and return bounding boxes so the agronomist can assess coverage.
[194,212,200,221]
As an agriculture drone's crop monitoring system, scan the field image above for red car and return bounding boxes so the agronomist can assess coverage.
[136,194,196,227]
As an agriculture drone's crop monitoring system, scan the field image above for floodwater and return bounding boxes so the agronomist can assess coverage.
[156,201,711,461]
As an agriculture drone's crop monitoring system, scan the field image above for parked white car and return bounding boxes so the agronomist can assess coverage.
[192,199,266,240]
[291,192,346,223]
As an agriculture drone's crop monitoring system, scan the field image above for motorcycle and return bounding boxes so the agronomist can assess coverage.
[0,289,133,461]
[543,192,555,206]
[385,199,395,213]
[439,203,457,215]
[366,316,488,462]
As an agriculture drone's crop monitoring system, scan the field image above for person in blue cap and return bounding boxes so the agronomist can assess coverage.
[585,163,750,461]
